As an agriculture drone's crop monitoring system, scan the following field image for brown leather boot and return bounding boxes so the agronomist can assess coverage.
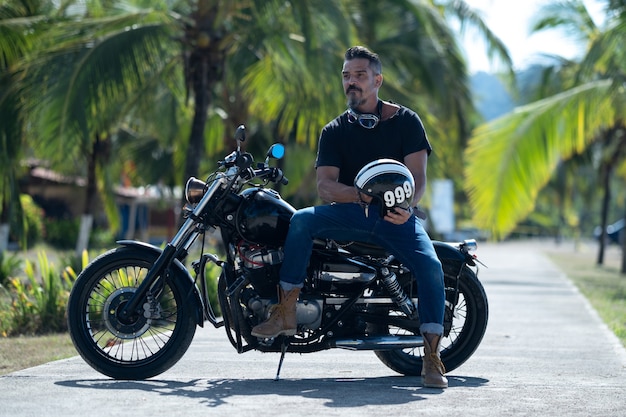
[421,333,448,388]
[251,287,300,338]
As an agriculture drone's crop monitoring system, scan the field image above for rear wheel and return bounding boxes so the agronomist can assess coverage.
[67,247,198,380]
[372,261,488,375]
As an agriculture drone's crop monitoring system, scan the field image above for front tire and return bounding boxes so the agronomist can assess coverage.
[67,247,198,379]
[373,261,488,375]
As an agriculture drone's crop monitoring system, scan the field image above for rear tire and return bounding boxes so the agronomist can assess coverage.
[373,261,488,375]
[67,247,198,380]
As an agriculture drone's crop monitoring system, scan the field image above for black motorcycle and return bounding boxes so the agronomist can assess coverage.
[67,125,488,380]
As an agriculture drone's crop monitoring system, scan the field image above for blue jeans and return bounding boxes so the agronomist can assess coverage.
[279,202,445,335]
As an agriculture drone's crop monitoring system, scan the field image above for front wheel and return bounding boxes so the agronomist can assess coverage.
[372,260,488,375]
[67,246,198,379]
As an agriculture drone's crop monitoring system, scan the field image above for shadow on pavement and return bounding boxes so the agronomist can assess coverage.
[56,375,488,408]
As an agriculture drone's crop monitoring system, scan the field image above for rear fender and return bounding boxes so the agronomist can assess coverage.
[432,241,476,266]
[117,240,205,326]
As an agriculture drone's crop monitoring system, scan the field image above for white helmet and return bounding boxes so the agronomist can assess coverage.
[354,159,415,217]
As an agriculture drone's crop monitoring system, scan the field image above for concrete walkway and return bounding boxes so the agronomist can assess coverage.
[1,241,625,416]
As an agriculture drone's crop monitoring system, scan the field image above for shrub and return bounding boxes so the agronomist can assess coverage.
[0,285,13,336]
[13,195,45,249]
[0,252,22,288]
[45,218,115,251]
[44,217,79,250]
[3,251,80,335]
[205,261,221,317]
[88,226,116,249]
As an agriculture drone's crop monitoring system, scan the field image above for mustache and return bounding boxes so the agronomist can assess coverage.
[346,85,361,93]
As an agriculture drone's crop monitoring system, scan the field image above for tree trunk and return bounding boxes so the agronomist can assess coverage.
[180,59,211,224]
[621,197,626,275]
[0,223,9,253]
[0,177,19,252]
[596,164,611,265]
[75,214,93,257]
[75,136,101,257]
[179,2,226,222]
[183,69,210,184]
[596,127,626,268]
[0,186,9,253]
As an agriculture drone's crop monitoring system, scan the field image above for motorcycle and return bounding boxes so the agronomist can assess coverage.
[67,125,488,380]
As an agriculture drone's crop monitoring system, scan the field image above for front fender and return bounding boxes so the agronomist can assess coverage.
[117,240,205,326]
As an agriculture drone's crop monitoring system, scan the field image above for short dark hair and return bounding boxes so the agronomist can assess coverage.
[345,46,382,74]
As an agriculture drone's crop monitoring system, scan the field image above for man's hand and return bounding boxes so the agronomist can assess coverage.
[358,191,373,204]
[384,207,412,225]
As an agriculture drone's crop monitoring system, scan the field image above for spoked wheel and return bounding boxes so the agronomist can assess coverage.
[67,246,197,380]
[372,261,488,375]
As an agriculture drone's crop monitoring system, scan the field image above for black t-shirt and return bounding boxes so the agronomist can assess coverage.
[315,105,432,186]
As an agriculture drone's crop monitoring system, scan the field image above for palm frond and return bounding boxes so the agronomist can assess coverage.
[464,79,618,238]
[29,22,175,162]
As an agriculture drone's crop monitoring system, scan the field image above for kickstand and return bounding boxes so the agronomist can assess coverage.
[274,337,290,381]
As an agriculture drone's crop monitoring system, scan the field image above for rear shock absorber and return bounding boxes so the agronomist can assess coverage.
[380,266,417,319]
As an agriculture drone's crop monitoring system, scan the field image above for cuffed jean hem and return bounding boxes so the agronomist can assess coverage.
[279,281,304,291]
[420,323,444,336]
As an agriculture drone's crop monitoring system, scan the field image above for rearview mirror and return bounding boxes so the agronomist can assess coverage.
[267,143,285,160]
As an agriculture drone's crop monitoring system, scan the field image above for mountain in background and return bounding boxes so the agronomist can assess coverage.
[470,71,514,122]
[470,65,546,122]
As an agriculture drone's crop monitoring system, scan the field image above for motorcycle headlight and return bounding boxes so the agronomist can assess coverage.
[185,177,207,205]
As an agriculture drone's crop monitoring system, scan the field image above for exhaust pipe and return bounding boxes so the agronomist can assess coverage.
[332,335,424,351]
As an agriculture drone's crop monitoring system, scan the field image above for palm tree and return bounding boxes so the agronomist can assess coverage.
[238,0,354,148]
[20,0,356,248]
[13,0,514,252]
[0,0,61,251]
[143,0,357,214]
[464,0,626,270]
[233,1,355,202]
[23,3,178,255]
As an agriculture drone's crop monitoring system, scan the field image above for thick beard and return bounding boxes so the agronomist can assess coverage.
[346,93,362,109]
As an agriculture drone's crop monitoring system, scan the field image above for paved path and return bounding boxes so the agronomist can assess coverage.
[1,241,625,416]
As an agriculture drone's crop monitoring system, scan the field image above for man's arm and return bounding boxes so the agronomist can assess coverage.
[316,166,362,204]
[403,149,428,206]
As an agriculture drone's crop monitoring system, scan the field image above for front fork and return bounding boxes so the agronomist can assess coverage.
[118,244,180,321]
[117,218,205,322]
[119,173,232,320]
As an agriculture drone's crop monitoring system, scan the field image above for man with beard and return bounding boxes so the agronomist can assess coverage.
[251,46,447,388]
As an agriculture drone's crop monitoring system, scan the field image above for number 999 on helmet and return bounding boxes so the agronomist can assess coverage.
[354,159,415,217]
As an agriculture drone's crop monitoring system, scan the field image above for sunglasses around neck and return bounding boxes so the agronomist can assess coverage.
[346,100,383,129]
[347,108,380,129]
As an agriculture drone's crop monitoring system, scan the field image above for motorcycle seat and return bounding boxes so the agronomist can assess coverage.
[313,238,389,257]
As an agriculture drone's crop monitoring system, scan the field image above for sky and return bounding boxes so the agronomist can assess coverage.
[460,0,606,73]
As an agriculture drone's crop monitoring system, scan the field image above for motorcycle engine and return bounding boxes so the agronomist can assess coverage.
[239,244,283,297]
[242,246,284,269]
[238,243,323,330]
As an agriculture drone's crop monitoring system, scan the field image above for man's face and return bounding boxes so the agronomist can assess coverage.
[342,58,381,109]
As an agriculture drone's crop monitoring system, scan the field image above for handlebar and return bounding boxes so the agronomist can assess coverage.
[250,166,288,185]
[219,151,288,185]
[218,151,254,169]
[273,168,289,185]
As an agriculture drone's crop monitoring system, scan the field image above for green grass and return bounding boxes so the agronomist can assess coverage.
[546,243,626,347]
[0,333,76,375]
